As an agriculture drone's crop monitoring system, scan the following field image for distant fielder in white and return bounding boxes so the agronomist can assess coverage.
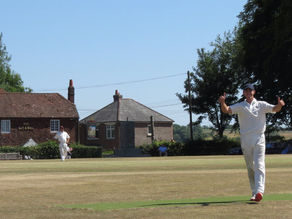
[54,126,70,161]
[219,84,285,202]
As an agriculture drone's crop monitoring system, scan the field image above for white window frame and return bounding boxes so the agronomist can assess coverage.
[1,120,11,133]
[147,124,152,136]
[106,124,115,139]
[50,119,60,133]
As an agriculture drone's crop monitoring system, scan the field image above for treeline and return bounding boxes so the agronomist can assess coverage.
[173,123,291,143]
[173,124,210,142]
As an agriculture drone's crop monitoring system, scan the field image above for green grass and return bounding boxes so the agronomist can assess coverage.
[63,193,292,211]
[1,155,292,218]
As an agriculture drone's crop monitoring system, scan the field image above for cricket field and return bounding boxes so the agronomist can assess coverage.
[1,155,292,218]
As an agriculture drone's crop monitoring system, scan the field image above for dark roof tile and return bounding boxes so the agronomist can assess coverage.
[81,98,173,123]
[0,93,79,118]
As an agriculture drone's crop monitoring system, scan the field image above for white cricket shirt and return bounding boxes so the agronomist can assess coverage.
[230,98,275,136]
[54,131,70,144]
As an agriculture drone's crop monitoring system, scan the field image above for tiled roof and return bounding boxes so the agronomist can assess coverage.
[0,93,79,118]
[81,98,173,123]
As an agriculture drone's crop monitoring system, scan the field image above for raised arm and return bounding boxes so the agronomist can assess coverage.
[218,92,232,114]
[273,97,285,112]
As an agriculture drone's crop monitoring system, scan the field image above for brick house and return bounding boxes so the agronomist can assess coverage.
[0,80,79,146]
[79,90,174,150]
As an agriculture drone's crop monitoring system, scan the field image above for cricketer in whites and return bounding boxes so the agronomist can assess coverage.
[219,84,285,202]
[54,125,70,161]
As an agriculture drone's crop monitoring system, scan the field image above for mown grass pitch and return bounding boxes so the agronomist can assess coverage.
[63,193,292,211]
[1,155,292,218]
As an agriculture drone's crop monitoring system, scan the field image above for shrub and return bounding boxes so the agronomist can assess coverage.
[139,140,184,156]
[183,137,240,155]
[140,138,240,156]
[69,144,102,158]
[0,141,102,159]
[19,141,59,159]
[0,146,20,153]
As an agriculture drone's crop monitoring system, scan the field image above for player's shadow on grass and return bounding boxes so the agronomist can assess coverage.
[145,200,258,207]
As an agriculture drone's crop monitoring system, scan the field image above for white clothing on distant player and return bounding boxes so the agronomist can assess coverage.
[55,131,70,161]
[230,98,275,195]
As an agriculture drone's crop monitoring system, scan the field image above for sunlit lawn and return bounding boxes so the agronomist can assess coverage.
[1,155,292,218]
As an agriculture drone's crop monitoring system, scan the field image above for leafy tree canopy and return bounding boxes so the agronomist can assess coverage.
[173,124,206,142]
[238,0,292,127]
[177,31,243,138]
[0,33,32,92]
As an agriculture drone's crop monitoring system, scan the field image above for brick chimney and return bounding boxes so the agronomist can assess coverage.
[68,79,74,103]
[113,90,122,102]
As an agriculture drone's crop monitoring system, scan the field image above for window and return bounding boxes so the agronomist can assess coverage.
[87,124,99,139]
[147,124,152,136]
[50,119,60,132]
[106,124,115,139]
[1,120,11,133]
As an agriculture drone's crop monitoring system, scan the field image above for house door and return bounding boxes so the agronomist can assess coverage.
[120,122,135,149]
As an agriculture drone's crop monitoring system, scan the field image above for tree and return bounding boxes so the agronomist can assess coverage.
[0,33,31,92]
[238,0,292,127]
[177,31,243,138]
[173,124,206,142]
[173,124,188,142]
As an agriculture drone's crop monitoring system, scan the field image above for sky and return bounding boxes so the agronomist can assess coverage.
[0,0,247,126]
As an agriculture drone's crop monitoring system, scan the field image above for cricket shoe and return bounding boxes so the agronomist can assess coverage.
[255,192,263,202]
[250,194,256,201]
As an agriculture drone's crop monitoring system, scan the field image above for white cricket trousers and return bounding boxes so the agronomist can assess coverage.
[240,133,266,195]
[59,143,68,161]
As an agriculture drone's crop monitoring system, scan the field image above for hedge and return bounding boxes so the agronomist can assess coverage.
[0,141,102,159]
[183,137,240,155]
[69,143,102,158]
[139,138,240,156]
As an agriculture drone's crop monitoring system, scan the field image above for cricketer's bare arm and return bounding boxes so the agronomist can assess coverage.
[273,97,285,112]
[219,92,232,114]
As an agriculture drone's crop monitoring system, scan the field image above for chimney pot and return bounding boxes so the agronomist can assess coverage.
[113,90,122,102]
[68,79,75,103]
[69,79,73,87]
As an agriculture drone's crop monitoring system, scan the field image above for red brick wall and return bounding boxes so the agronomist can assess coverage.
[80,121,173,149]
[0,118,78,146]
[153,122,174,141]
[79,123,120,149]
[134,123,153,146]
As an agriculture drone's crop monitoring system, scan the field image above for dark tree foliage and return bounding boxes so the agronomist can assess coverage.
[173,124,206,142]
[238,0,292,127]
[177,32,243,138]
[0,33,32,92]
